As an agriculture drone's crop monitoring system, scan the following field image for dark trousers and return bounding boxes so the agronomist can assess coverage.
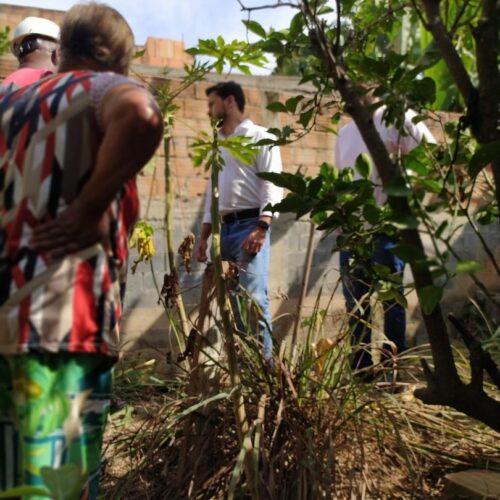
[340,234,406,369]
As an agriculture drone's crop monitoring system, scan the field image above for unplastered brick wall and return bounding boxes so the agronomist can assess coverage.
[0,3,65,31]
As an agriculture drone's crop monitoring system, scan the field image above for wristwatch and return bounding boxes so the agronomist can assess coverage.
[255,220,270,231]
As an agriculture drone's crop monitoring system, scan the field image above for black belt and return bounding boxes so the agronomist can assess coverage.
[221,208,260,224]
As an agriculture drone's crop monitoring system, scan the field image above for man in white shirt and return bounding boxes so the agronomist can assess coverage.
[196,81,283,362]
[335,104,435,371]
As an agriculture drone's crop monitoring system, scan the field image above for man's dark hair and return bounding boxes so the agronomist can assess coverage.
[206,81,245,113]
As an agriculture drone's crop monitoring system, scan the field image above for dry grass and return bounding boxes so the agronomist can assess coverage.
[99,341,500,499]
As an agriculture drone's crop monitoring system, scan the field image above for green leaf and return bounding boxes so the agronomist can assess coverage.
[402,146,431,175]
[320,162,338,180]
[299,108,314,129]
[349,54,390,78]
[434,220,448,239]
[363,204,381,224]
[41,464,85,500]
[257,172,306,195]
[387,213,419,229]
[318,5,334,14]
[272,194,309,214]
[289,12,304,38]
[378,288,408,308]
[266,101,288,113]
[418,285,443,315]
[415,178,442,193]
[455,260,484,274]
[331,112,342,125]
[383,177,412,197]
[392,243,426,263]
[238,64,251,75]
[285,95,304,113]
[354,153,373,179]
[317,212,344,231]
[255,138,276,147]
[308,176,323,197]
[469,141,500,178]
[408,77,436,105]
[242,19,266,38]
[133,48,146,59]
[259,37,285,55]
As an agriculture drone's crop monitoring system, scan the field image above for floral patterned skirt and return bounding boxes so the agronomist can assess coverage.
[0,352,115,499]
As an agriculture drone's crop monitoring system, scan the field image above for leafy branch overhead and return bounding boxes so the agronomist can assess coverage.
[186,37,268,74]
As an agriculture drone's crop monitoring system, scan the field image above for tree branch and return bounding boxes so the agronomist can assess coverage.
[415,381,500,432]
[471,0,500,143]
[448,313,500,390]
[419,0,477,106]
[237,0,298,12]
[334,0,341,54]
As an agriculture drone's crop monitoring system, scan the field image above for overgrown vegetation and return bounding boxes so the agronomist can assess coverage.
[101,338,500,498]
[237,0,500,429]
[104,0,499,497]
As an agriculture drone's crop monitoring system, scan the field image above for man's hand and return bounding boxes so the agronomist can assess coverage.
[196,223,212,263]
[196,237,209,263]
[30,198,109,259]
[241,227,267,254]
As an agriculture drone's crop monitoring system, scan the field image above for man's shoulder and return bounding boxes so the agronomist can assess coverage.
[240,119,276,140]
[337,119,362,141]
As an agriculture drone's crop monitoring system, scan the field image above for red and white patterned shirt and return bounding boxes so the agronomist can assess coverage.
[0,70,140,357]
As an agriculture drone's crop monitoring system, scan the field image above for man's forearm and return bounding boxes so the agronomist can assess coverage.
[200,222,212,241]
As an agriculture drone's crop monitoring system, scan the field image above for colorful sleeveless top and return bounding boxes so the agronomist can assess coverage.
[0,70,140,357]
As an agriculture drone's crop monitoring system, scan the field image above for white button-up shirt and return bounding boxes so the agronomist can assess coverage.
[335,106,436,206]
[202,118,284,223]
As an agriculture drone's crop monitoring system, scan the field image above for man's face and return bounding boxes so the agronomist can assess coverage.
[207,92,228,122]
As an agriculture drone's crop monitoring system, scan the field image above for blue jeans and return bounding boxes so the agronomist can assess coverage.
[220,216,273,361]
[340,234,406,369]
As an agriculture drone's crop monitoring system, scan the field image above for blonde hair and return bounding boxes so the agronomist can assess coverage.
[60,2,134,72]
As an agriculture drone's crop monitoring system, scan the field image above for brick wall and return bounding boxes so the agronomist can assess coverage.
[122,68,341,349]
[0,3,191,70]
[0,3,65,29]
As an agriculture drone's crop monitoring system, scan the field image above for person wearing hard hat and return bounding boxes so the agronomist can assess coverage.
[2,16,59,87]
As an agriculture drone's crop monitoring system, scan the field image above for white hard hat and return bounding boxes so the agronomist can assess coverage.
[11,17,60,54]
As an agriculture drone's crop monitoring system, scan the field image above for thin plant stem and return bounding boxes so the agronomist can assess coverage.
[292,220,316,347]
[208,123,259,498]
[164,125,190,351]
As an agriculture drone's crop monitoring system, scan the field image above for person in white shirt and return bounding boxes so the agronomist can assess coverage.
[196,81,283,362]
[335,103,435,372]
